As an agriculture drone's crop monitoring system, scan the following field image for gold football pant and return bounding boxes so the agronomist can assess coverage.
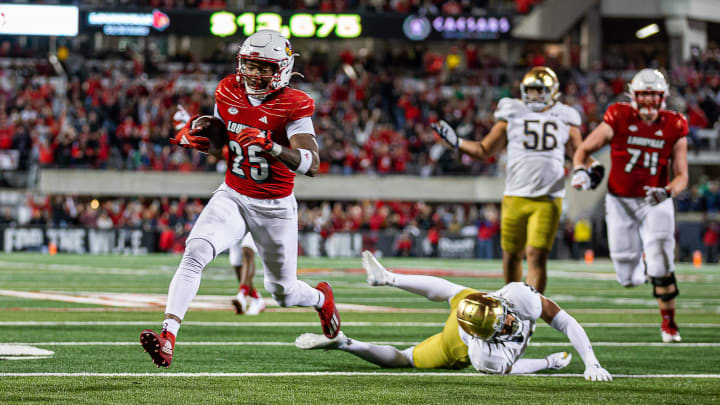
[500,195,562,253]
[412,288,477,369]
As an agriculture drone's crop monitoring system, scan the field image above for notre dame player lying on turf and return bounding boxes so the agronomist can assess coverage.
[296,251,612,381]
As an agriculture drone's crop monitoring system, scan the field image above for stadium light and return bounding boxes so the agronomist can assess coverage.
[636,23,660,39]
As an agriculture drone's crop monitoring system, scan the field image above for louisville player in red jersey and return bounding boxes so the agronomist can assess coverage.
[572,69,688,343]
[139,30,340,368]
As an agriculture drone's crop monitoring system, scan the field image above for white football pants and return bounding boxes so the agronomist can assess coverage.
[605,193,675,287]
[165,182,321,320]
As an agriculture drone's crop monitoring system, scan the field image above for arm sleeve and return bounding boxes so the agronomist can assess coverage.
[549,310,600,367]
[286,116,316,138]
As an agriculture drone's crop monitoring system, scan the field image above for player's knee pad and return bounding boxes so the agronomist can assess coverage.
[650,273,679,302]
[643,233,675,278]
[181,238,215,275]
[264,279,294,307]
[611,251,644,287]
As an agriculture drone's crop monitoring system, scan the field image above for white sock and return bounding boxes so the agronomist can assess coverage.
[162,319,180,336]
[509,358,548,374]
[391,274,466,302]
[165,239,214,321]
[338,338,412,368]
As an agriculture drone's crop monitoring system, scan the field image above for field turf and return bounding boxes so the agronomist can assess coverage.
[0,253,718,404]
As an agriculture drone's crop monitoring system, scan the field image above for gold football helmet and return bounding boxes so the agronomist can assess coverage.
[520,66,560,112]
[457,292,508,341]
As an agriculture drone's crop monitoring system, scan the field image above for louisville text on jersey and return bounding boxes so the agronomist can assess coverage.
[627,136,665,149]
[227,120,269,138]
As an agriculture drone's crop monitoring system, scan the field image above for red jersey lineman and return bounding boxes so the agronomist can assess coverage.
[573,69,688,343]
[140,30,341,368]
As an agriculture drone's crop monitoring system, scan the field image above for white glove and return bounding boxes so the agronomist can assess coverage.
[643,186,670,205]
[584,364,612,381]
[173,104,191,131]
[571,167,591,190]
[431,120,461,149]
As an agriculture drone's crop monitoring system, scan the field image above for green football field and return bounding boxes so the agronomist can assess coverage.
[1,253,719,404]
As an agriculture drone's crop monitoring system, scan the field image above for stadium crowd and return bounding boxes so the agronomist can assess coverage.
[2,41,720,208]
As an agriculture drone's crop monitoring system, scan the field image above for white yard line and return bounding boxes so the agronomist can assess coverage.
[0,372,718,378]
[0,321,718,328]
[0,356,53,360]
[2,289,719,312]
[2,341,718,347]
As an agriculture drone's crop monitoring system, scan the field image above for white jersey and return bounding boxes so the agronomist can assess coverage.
[495,98,581,198]
[458,282,543,374]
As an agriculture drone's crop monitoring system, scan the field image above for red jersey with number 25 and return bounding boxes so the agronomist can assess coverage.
[603,102,687,198]
[214,75,315,199]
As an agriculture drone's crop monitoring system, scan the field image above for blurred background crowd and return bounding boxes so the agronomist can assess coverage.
[2,41,720,175]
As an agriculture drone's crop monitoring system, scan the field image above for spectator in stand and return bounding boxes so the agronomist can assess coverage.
[563,219,576,259]
[703,222,719,263]
[701,180,720,213]
[393,232,414,257]
[0,206,15,225]
[573,218,593,260]
[686,99,708,152]
[476,207,500,259]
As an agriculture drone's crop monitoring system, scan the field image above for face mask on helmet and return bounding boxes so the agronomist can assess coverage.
[521,67,560,112]
[239,58,278,94]
[236,29,296,98]
[633,91,664,121]
[629,68,668,122]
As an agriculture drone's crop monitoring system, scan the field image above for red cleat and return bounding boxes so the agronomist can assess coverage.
[140,329,175,368]
[315,282,341,339]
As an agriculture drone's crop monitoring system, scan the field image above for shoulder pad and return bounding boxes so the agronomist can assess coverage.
[282,88,315,120]
[556,103,582,127]
[494,98,522,122]
[495,282,542,320]
[662,110,688,136]
[603,102,631,128]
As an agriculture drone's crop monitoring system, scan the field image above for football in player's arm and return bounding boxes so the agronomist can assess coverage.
[431,67,601,294]
[572,68,687,343]
[296,252,611,381]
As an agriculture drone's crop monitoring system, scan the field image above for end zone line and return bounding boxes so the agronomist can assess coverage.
[0,372,719,379]
[2,341,718,347]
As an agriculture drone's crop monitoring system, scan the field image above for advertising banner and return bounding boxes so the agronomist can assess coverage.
[1,227,483,258]
[2,227,155,254]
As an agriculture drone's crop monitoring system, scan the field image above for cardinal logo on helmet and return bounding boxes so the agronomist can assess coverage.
[285,41,293,57]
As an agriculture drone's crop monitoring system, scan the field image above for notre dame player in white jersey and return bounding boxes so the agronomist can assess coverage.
[432,67,602,293]
[296,252,611,381]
